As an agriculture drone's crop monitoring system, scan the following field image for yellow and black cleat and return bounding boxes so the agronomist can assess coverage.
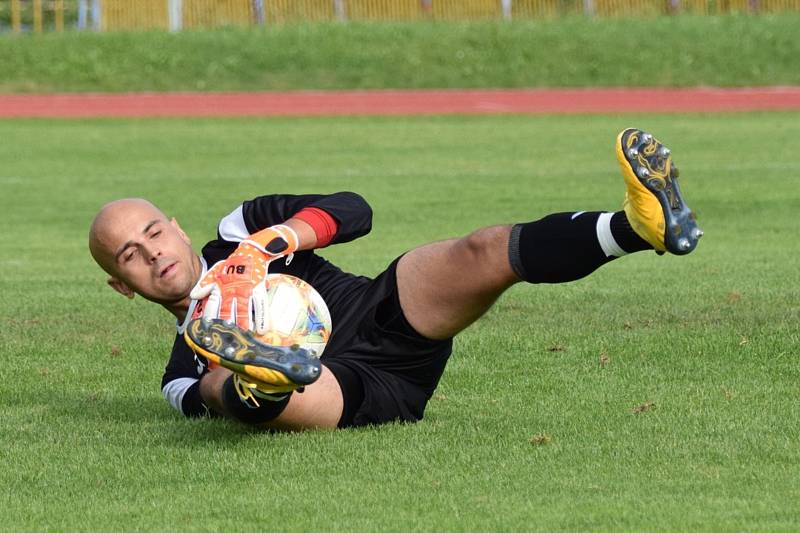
[616,128,703,255]
[184,318,321,390]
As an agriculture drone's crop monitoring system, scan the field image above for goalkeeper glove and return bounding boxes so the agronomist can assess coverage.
[189,224,299,332]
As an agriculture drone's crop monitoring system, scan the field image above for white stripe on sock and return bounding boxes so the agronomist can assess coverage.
[596,212,627,257]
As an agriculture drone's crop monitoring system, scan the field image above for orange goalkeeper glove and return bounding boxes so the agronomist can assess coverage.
[189,224,299,331]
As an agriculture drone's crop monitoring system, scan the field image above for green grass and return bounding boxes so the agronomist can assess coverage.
[1,113,799,530]
[1,14,800,92]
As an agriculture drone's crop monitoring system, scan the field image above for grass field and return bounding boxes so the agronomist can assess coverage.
[2,14,800,92]
[1,112,799,530]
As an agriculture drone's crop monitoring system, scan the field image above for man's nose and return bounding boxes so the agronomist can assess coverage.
[144,243,161,263]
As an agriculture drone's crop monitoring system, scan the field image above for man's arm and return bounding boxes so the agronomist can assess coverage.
[193,192,372,331]
[186,192,371,412]
[161,334,215,417]
[217,192,373,248]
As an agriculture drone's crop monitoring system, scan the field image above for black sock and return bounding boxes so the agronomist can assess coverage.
[221,375,292,425]
[610,211,652,253]
[508,211,650,284]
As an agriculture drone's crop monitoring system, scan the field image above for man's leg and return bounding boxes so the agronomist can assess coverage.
[396,226,516,341]
[396,213,642,340]
[199,365,344,430]
[397,128,702,341]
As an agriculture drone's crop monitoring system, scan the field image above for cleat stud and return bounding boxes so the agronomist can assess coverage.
[201,317,211,327]
[691,228,704,239]
[678,238,691,250]
[627,148,639,159]
[202,336,212,346]
[224,346,235,358]
[224,319,235,326]
[637,167,650,179]
[641,132,653,144]
[659,146,670,157]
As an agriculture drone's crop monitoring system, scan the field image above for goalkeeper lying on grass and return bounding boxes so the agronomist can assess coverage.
[88,129,702,430]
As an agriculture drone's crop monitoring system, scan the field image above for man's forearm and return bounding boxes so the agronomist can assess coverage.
[241,192,372,245]
[283,218,317,251]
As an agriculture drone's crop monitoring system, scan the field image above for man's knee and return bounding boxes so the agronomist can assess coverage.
[455,225,512,268]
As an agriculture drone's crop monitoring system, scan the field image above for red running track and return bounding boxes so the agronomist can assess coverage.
[1,88,800,117]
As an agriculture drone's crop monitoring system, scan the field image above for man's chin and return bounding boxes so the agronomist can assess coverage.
[141,285,193,308]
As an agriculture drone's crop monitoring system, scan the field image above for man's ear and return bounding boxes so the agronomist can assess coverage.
[108,277,135,299]
[171,217,191,245]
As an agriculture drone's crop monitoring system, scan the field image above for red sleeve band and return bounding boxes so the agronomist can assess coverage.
[293,207,338,248]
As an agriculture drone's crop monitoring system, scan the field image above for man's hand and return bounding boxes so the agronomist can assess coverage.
[189,225,299,331]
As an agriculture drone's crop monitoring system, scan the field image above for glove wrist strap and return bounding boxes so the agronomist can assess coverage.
[249,224,299,251]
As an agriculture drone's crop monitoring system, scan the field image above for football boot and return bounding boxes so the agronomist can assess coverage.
[616,128,703,254]
[184,317,322,394]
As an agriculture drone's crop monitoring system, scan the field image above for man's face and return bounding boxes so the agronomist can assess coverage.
[90,199,200,306]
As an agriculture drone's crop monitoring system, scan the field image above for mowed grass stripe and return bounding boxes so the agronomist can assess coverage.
[0,113,798,530]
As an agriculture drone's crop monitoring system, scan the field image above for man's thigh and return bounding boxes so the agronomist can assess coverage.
[269,366,343,430]
[322,256,453,427]
[396,225,517,341]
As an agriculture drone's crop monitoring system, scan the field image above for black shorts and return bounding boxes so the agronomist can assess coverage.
[321,256,453,428]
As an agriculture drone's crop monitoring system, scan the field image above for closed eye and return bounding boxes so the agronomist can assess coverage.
[123,248,138,262]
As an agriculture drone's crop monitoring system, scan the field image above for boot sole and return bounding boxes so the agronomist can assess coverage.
[618,128,703,255]
[184,318,322,386]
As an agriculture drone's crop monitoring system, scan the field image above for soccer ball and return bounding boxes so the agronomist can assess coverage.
[254,274,332,357]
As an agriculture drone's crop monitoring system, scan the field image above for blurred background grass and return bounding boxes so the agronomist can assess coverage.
[1,15,799,92]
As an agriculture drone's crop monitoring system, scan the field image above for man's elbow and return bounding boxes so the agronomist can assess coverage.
[342,191,373,231]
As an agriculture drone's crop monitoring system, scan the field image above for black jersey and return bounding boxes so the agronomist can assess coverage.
[161,192,373,417]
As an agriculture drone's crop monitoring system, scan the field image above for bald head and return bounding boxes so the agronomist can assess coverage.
[89,197,200,311]
[89,198,168,275]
